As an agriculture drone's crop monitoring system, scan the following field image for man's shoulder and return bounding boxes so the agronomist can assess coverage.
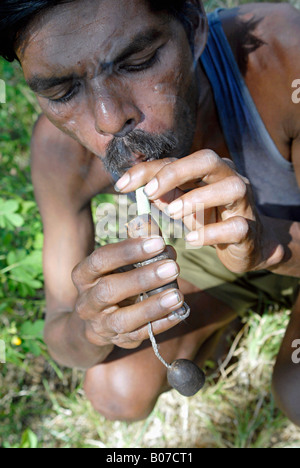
[220,3,300,69]
[218,3,299,163]
[241,3,299,60]
[234,2,299,29]
[247,3,299,54]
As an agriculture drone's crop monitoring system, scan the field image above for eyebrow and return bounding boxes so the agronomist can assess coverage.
[26,28,164,93]
[26,74,79,93]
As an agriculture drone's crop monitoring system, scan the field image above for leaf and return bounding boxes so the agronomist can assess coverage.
[27,340,42,357]
[20,200,36,215]
[31,320,45,338]
[7,249,26,266]
[20,429,39,449]
[0,199,19,214]
[6,213,24,227]
[20,320,45,340]
[10,273,43,290]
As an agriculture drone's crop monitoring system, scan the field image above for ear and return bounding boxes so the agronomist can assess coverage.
[184,0,208,60]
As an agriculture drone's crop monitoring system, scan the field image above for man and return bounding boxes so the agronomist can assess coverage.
[1,0,300,424]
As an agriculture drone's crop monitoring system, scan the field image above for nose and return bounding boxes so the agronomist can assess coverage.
[113,118,136,138]
[93,88,142,137]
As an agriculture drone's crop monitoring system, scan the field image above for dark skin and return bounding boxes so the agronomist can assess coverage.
[18,0,300,422]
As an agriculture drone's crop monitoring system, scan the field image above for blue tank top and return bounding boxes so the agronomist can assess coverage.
[201,9,300,221]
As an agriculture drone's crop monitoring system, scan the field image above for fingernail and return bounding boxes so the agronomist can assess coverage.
[144,178,159,198]
[186,231,199,242]
[168,306,187,321]
[143,237,165,254]
[160,290,182,308]
[157,261,178,279]
[114,173,130,192]
[166,199,183,216]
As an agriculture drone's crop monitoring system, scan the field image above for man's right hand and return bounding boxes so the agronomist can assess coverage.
[71,237,185,349]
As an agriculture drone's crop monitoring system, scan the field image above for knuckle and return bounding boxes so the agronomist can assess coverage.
[85,325,107,346]
[143,302,159,322]
[95,277,114,305]
[121,239,142,264]
[85,325,97,345]
[130,161,148,176]
[71,263,82,287]
[88,249,104,275]
[74,296,86,320]
[240,175,250,185]
[223,158,237,170]
[116,339,142,350]
[230,176,247,199]
[158,163,178,182]
[163,157,178,165]
[108,313,127,335]
[127,328,143,343]
[200,149,219,168]
[232,217,249,240]
[134,265,157,292]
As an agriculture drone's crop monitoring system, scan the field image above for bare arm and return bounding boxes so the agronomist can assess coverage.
[31,115,114,369]
[265,15,300,278]
[32,117,185,370]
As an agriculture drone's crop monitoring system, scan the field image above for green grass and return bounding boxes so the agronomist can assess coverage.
[1,0,300,449]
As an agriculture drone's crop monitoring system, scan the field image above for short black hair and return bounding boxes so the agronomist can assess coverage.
[0,0,189,63]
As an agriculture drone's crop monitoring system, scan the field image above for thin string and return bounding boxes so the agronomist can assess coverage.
[147,322,171,369]
[141,294,190,370]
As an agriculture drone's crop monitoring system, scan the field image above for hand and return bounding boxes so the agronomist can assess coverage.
[115,150,284,274]
[71,237,185,349]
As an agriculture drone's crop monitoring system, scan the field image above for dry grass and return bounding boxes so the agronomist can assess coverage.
[2,309,300,448]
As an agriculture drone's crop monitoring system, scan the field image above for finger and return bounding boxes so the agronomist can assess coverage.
[103,287,185,335]
[72,236,167,289]
[75,258,180,318]
[84,304,187,349]
[143,150,236,200]
[185,216,250,246]
[222,158,238,171]
[114,158,177,193]
[112,312,188,349]
[166,175,248,220]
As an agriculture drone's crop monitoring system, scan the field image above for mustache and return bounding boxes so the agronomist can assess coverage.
[102,129,178,176]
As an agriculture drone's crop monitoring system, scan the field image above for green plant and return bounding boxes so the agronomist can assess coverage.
[3,429,39,449]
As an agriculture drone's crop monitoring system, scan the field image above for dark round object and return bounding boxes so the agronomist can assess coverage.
[167,359,206,397]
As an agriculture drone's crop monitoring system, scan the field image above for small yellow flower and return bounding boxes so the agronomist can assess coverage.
[11,336,22,346]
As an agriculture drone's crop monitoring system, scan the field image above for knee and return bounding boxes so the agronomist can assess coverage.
[84,365,159,422]
[272,367,300,427]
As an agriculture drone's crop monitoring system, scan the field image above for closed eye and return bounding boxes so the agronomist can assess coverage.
[118,47,162,73]
[49,81,81,104]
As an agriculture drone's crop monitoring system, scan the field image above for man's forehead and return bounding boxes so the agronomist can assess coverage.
[19,0,170,76]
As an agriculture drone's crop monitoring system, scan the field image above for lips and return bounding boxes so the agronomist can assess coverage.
[120,153,156,173]
[130,152,150,165]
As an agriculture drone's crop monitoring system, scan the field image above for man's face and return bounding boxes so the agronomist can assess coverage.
[19,0,200,175]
